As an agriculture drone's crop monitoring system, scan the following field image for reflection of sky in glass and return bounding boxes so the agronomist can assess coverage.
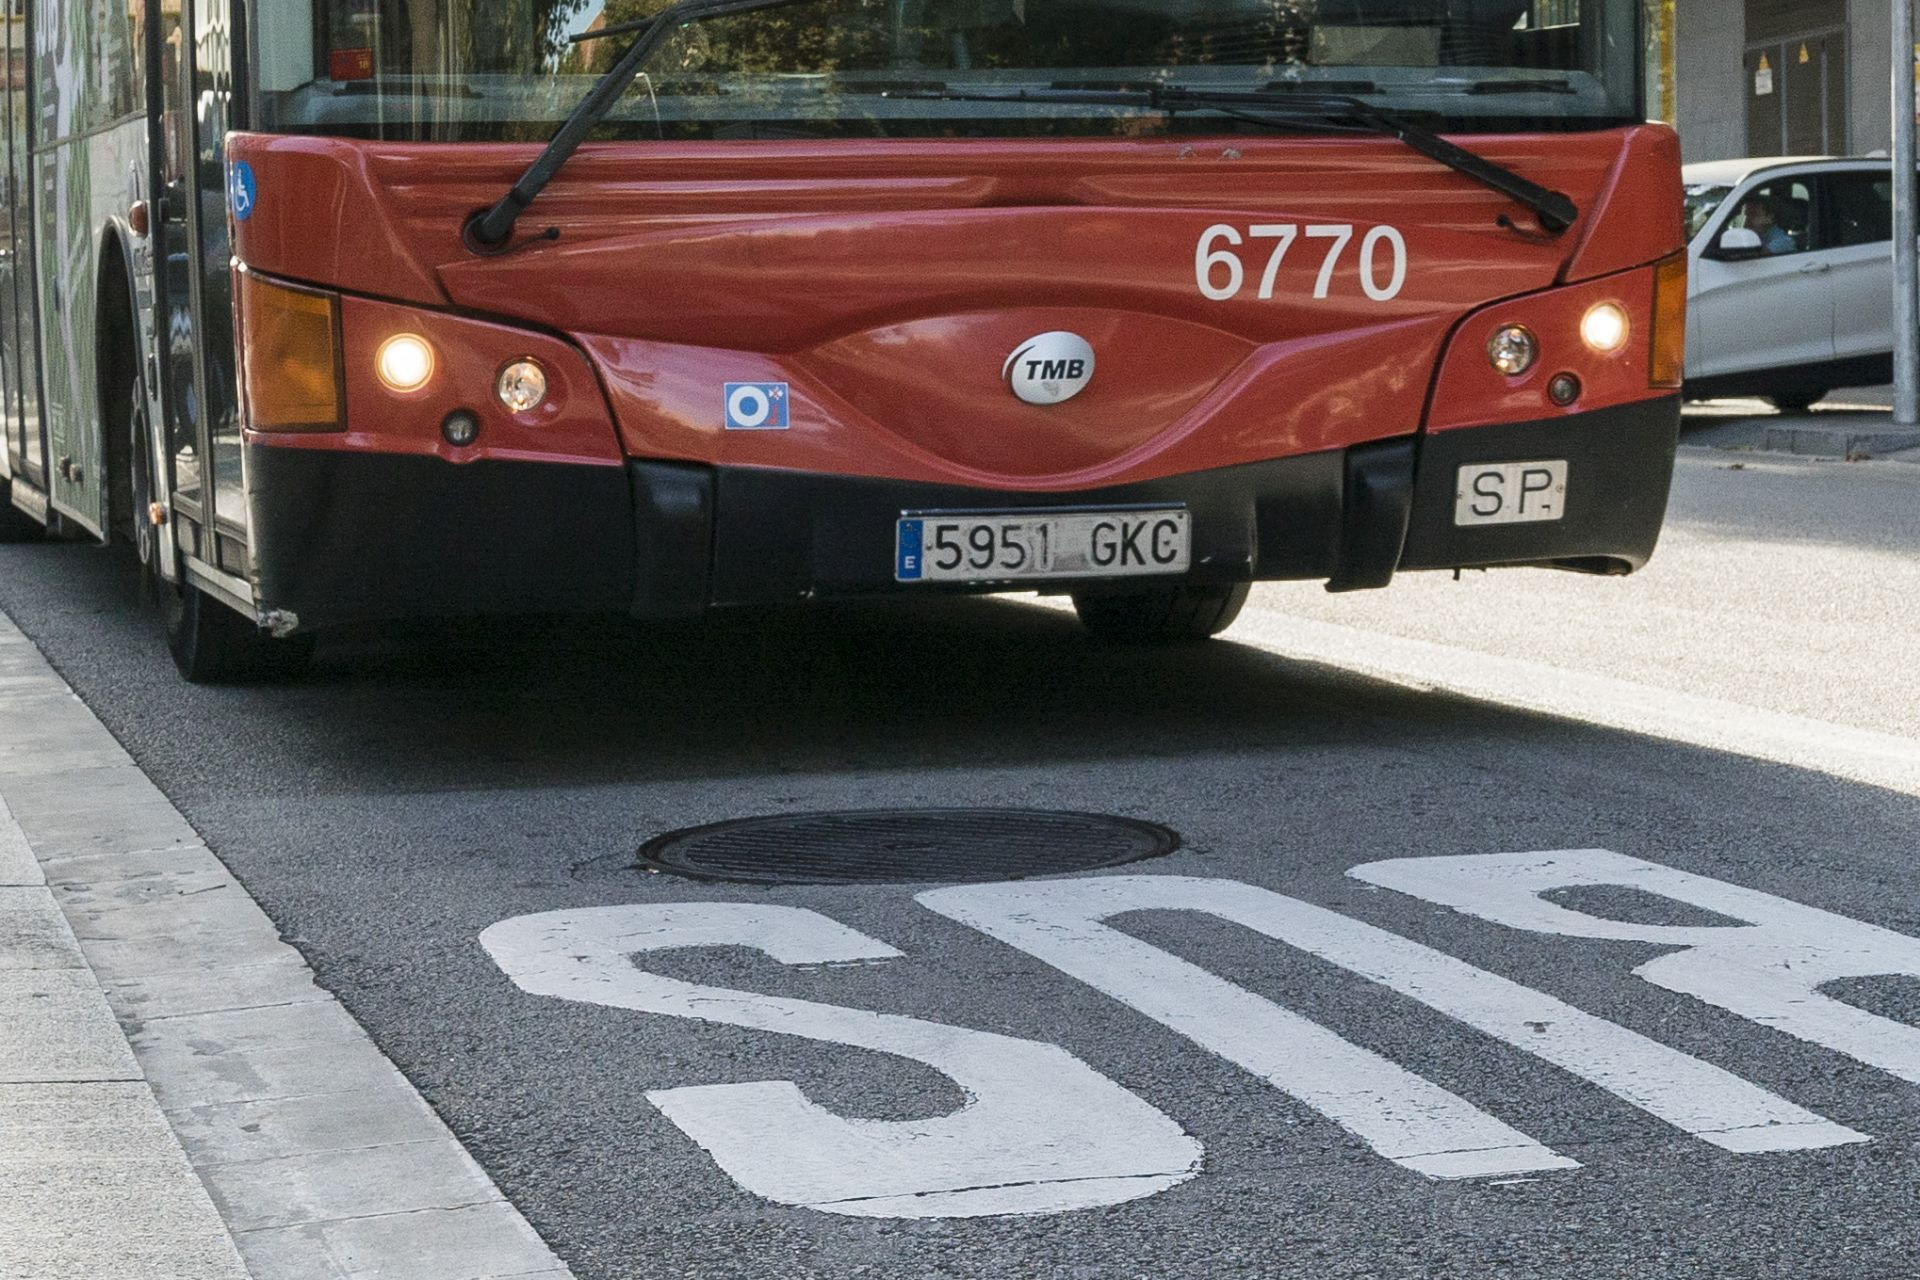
[545,0,609,69]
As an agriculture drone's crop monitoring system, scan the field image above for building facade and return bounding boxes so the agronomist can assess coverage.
[1672,0,1894,162]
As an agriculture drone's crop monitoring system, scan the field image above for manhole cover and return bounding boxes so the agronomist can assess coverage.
[638,808,1180,885]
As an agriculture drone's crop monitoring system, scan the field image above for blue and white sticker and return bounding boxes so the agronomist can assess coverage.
[723,382,789,430]
[896,519,924,581]
[228,160,257,222]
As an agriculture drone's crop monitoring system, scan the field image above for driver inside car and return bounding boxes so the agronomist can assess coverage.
[1737,194,1795,254]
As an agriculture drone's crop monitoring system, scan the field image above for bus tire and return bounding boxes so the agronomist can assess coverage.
[1071,582,1251,644]
[161,582,314,684]
[123,384,310,683]
[0,483,42,542]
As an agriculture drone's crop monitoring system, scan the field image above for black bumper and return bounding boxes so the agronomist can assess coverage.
[246,395,1678,630]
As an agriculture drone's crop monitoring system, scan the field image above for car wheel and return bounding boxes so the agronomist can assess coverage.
[1072,583,1251,644]
[1766,386,1827,414]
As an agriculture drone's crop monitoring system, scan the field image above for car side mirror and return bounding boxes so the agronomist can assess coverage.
[1711,226,1765,261]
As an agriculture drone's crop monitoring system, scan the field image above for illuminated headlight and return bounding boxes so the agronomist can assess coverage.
[496,360,548,414]
[1580,302,1630,354]
[1486,325,1538,376]
[375,334,435,393]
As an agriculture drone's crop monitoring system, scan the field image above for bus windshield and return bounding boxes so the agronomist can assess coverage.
[250,0,1643,141]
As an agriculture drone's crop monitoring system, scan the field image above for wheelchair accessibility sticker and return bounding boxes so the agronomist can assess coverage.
[228,161,257,222]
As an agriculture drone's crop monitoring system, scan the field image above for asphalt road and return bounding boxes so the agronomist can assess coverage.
[2,441,1918,1279]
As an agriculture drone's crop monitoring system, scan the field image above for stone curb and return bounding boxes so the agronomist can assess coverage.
[0,611,574,1280]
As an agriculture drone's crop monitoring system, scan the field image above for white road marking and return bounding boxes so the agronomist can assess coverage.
[920,876,1863,1162]
[478,903,1200,1218]
[921,876,1576,1179]
[1228,609,1920,797]
[1353,849,1920,1088]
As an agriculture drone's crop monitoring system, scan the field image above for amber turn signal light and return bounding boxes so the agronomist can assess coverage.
[239,272,342,431]
[1649,253,1688,389]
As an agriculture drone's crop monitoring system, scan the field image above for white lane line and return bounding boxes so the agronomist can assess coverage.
[922,876,1861,1168]
[0,609,573,1280]
[481,903,1202,1218]
[1230,607,1920,796]
[1354,849,1920,1090]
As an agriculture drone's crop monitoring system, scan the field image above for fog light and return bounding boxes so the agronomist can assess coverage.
[1547,372,1582,406]
[441,410,480,447]
[1580,302,1629,354]
[1487,325,1537,376]
[496,359,548,414]
[376,334,434,393]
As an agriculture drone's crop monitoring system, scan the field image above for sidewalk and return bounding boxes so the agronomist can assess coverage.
[0,612,571,1280]
[1682,384,1920,463]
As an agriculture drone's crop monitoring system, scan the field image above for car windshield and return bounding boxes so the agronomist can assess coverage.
[1683,182,1733,240]
[251,0,1644,140]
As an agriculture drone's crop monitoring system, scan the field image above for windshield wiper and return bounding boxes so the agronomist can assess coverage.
[466,0,823,250]
[887,85,1578,234]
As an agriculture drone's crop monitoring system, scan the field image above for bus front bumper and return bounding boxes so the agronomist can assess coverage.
[244,395,1678,632]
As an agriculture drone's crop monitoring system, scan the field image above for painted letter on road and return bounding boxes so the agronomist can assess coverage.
[479,903,1201,1218]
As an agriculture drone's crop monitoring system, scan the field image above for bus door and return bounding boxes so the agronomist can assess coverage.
[0,4,45,492]
[154,0,246,571]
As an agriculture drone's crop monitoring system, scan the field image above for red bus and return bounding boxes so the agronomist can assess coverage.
[0,0,1684,680]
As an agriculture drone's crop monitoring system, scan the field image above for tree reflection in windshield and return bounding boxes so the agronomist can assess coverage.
[268,0,1639,140]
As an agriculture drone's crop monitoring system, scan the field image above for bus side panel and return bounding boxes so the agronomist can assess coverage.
[1,6,45,496]
[30,0,145,538]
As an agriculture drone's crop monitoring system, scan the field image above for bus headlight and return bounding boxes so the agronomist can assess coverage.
[375,334,435,393]
[496,359,548,414]
[1486,325,1537,376]
[1580,302,1630,354]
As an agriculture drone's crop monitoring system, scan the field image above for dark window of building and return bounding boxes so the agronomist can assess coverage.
[1743,15,1846,158]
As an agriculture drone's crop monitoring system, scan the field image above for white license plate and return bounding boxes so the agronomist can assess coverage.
[895,509,1190,583]
[1454,460,1568,526]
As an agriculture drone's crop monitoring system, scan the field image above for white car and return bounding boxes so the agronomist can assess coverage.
[1682,156,1902,411]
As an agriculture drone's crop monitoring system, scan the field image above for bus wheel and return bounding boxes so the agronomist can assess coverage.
[127,389,311,683]
[161,585,314,684]
[1071,582,1251,644]
[0,483,42,542]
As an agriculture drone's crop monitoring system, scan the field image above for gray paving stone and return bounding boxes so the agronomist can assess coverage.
[40,841,223,888]
[0,885,85,969]
[168,1085,450,1166]
[106,953,323,1023]
[130,999,409,1110]
[0,800,44,887]
[0,763,171,819]
[0,732,129,778]
[11,795,202,863]
[0,971,140,1083]
[202,1138,504,1233]
[0,1146,250,1280]
[56,870,289,983]
[56,857,233,909]
[235,1202,559,1280]
[0,1080,195,1162]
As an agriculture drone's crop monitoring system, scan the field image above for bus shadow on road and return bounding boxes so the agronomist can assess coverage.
[269,591,1565,791]
[0,544,1818,798]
